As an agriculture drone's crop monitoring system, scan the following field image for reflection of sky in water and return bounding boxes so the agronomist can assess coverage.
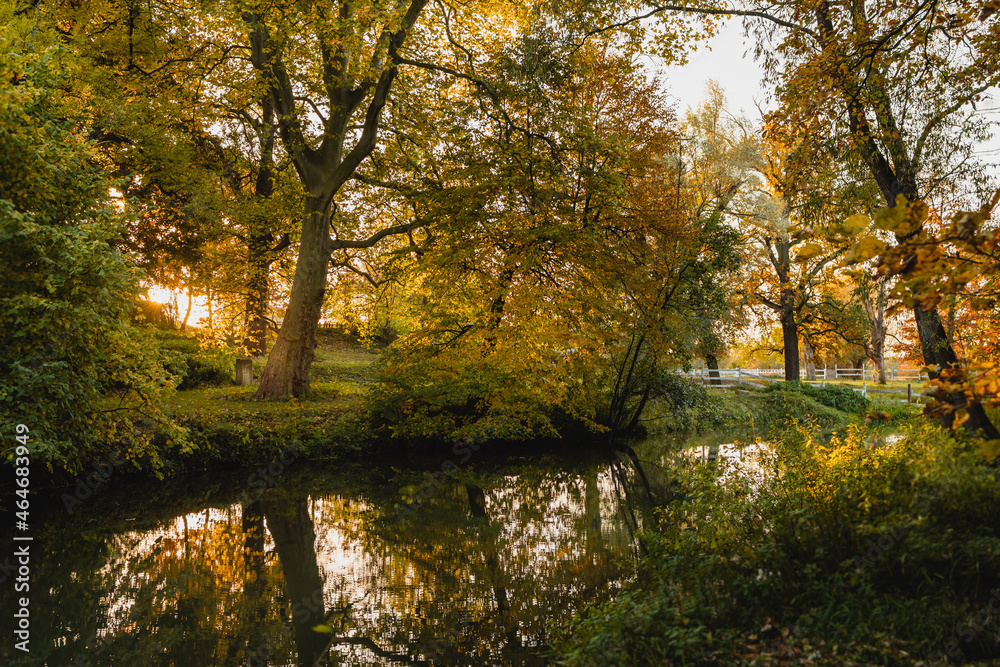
[16,461,647,665]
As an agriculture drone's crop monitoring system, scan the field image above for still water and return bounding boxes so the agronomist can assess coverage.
[1,446,657,666]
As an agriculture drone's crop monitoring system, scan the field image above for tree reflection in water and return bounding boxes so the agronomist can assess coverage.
[0,451,659,666]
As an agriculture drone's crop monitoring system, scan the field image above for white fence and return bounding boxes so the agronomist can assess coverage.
[675,365,925,401]
[677,365,925,384]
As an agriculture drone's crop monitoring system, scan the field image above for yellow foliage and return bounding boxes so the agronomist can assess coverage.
[841,213,870,235]
[795,241,825,260]
[845,235,888,264]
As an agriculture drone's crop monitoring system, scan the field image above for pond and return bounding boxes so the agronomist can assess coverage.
[0,444,659,666]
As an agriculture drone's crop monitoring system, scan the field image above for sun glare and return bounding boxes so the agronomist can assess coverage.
[146,286,173,305]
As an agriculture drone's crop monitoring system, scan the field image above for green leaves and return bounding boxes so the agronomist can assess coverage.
[0,43,182,474]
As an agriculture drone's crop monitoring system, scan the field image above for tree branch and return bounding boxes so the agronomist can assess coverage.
[327,219,425,251]
[573,3,815,47]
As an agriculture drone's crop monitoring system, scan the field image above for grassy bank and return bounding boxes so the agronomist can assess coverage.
[159,346,920,474]
[155,331,380,472]
[35,330,924,485]
[556,421,1000,665]
[643,377,920,442]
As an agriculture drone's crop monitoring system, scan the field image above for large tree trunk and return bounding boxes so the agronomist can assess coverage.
[256,198,331,398]
[914,306,1000,438]
[781,291,800,382]
[245,0,426,399]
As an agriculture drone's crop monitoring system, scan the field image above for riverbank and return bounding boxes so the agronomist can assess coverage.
[11,328,923,493]
[555,418,1000,666]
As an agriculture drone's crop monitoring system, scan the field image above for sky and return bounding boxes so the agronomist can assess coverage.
[658,19,1000,167]
[660,20,769,120]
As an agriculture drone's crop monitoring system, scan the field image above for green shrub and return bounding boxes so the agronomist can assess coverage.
[177,354,233,390]
[764,380,870,413]
[0,44,184,473]
[555,422,1000,664]
[811,383,870,413]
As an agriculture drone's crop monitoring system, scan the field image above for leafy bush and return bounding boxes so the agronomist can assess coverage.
[366,332,588,444]
[556,422,1000,664]
[639,373,718,433]
[177,354,233,390]
[0,43,184,473]
[765,380,870,413]
[811,383,870,413]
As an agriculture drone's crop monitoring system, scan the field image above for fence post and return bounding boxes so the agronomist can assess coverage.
[701,365,705,386]
[907,383,912,404]
[737,367,742,387]
[863,381,867,398]
[824,364,828,381]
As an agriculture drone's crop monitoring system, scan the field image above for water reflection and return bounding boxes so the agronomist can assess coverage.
[1,450,655,666]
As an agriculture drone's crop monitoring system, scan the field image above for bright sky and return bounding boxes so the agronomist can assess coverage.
[659,19,999,167]
[661,20,769,119]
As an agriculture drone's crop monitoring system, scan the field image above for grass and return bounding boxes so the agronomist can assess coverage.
[748,374,926,394]
[707,389,854,436]
[249,329,380,385]
[679,383,923,445]
[152,329,380,471]
[149,327,201,354]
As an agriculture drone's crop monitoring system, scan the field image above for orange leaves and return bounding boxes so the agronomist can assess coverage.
[863,192,1000,440]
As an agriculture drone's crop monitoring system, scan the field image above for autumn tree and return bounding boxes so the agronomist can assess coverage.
[580,1,999,433]
[238,0,438,398]
[859,194,1000,448]
[43,0,302,353]
[682,88,849,381]
[357,32,739,440]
